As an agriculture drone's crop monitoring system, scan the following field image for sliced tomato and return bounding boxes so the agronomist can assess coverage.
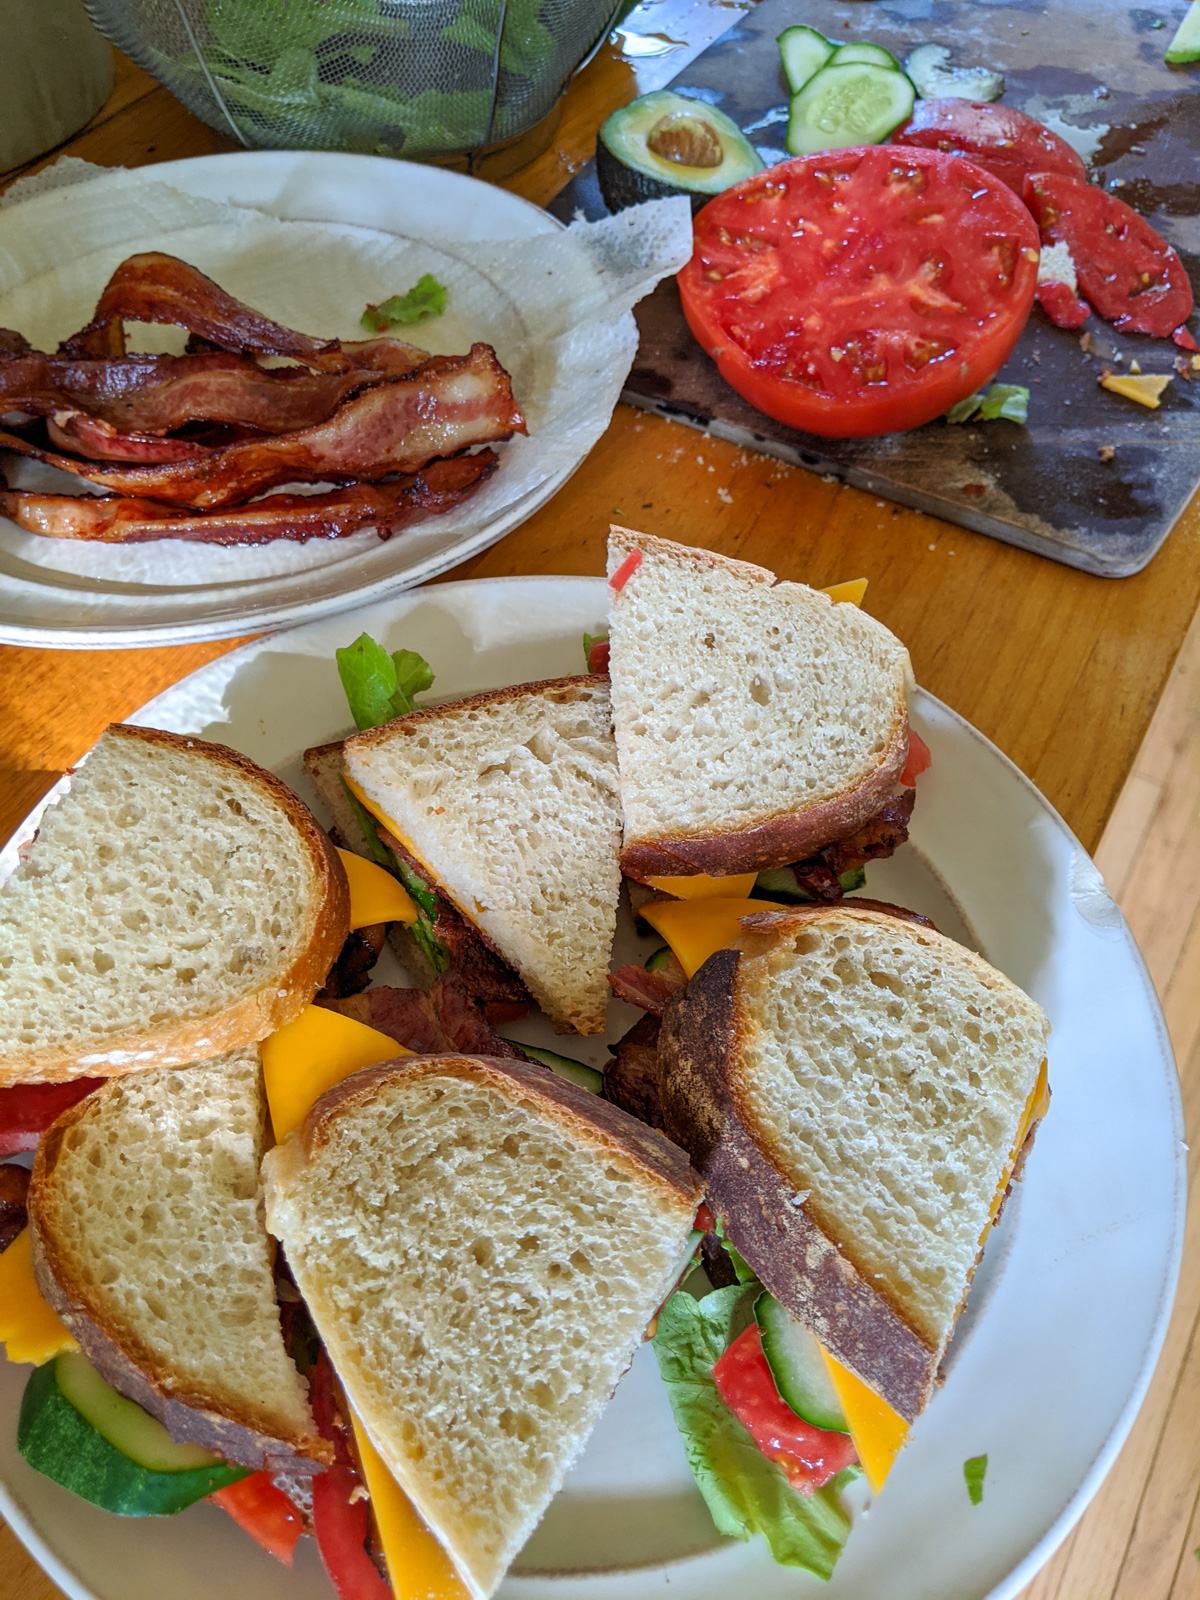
[680,147,1039,438]
[609,549,642,592]
[587,636,611,675]
[713,1323,858,1493]
[0,1078,103,1157]
[1024,172,1194,338]
[891,99,1086,197]
[313,1464,393,1600]
[899,730,931,788]
[1035,280,1090,330]
[209,1473,304,1567]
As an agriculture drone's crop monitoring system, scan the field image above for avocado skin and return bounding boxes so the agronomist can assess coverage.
[597,135,711,214]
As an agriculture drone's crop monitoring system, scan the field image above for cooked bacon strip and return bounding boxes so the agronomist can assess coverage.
[0,450,498,545]
[608,961,685,1016]
[60,252,351,371]
[0,339,427,436]
[47,411,213,462]
[604,1014,664,1130]
[0,329,32,359]
[0,346,523,510]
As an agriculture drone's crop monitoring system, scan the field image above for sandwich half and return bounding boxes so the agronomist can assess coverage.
[607,529,914,881]
[0,724,349,1084]
[657,903,1049,1427]
[341,677,623,1033]
[28,1046,327,1472]
[264,1051,703,1599]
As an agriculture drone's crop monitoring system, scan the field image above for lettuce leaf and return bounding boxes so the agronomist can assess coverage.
[946,384,1030,424]
[653,1288,853,1577]
[335,633,434,730]
[362,275,448,332]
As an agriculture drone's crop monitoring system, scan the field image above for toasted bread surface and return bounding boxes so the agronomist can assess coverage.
[0,724,348,1084]
[607,529,912,879]
[264,1053,701,1599]
[344,678,622,1033]
[29,1048,327,1471]
[659,905,1048,1419]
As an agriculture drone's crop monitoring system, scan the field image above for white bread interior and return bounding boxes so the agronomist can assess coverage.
[735,907,1049,1352]
[264,1056,700,1600]
[0,724,346,1082]
[606,529,912,867]
[344,678,621,1033]
[29,1048,321,1458]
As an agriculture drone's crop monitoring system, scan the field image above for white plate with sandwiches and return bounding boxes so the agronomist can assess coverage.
[0,565,1183,1600]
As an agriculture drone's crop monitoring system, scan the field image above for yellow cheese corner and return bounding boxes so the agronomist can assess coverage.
[820,1351,909,1495]
[262,1005,412,1143]
[820,578,868,606]
[350,1410,470,1600]
[0,1229,78,1366]
[639,897,786,979]
[645,871,758,901]
[336,848,418,929]
[1099,372,1172,409]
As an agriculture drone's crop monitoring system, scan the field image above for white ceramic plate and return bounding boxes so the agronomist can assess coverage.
[0,575,1183,1600]
[0,152,639,650]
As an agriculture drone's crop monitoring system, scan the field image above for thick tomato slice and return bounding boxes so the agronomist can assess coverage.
[209,1473,304,1568]
[680,146,1039,438]
[1024,172,1193,338]
[891,99,1086,197]
[712,1323,858,1494]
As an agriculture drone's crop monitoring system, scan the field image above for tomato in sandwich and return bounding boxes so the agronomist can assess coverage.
[310,1352,393,1600]
[0,1079,103,1158]
[900,730,931,788]
[891,99,1086,198]
[679,146,1040,438]
[209,1473,305,1567]
[713,1323,857,1493]
[1024,172,1194,339]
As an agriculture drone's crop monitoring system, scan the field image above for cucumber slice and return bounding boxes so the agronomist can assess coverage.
[832,42,902,71]
[778,25,835,93]
[644,945,676,971]
[754,1292,849,1433]
[518,1045,603,1094]
[19,1356,248,1515]
[753,867,815,903]
[904,43,1004,102]
[56,1352,219,1472]
[786,61,917,156]
[1166,0,1200,62]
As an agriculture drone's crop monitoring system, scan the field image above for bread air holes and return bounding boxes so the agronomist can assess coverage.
[869,969,906,997]
[470,1238,495,1268]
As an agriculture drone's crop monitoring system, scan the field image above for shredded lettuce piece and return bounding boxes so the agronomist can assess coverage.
[964,1454,988,1505]
[336,633,434,731]
[713,1221,761,1287]
[362,274,448,332]
[946,384,1030,424]
[653,1287,854,1576]
[338,776,392,867]
[839,864,867,893]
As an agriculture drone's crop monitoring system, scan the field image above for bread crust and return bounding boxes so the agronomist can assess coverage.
[0,723,350,1086]
[618,715,910,881]
[295,1052,703,1212]
[346,676,608,752]
[658,945,939,1423]
[28,1092,332,1472]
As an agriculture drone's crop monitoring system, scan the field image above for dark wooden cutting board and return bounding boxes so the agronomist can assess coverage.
[552,0,1200,576]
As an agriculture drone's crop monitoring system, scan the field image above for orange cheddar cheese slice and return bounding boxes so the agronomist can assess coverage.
[639,897,786,979]
[262,1005,411,1143]
[820,1351,909,1495]
[820,578,868,606]
[645,871,759,901]
[349,1411,470,1600]
[990,1059,1049,1223]
[336,847,418,929]
[0,1229,78,1366]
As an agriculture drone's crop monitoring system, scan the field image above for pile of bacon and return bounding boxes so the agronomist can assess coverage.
[0,253,525,546]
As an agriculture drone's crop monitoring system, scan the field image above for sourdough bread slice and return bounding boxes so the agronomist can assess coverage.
[658,904,1049,1420]
[343,678,622,1033]
[0,724,349,1084]
[264,1052,702,1600]
[29,1047,328,1471]
[607,529,913,879]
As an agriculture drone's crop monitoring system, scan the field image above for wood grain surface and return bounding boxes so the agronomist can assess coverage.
[2,6,1200,1598]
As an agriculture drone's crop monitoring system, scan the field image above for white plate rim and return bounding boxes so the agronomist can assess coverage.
[0,572,1184,1600]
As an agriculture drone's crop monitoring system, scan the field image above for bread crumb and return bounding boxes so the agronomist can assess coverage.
[1098,444,1116,461]
[717,488,733,504]
[737,1155,750,1170]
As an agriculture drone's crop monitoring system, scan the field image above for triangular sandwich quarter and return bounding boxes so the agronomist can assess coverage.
[606,529,913,880]
[263,1052,702,1600]
[658,902,1049,1424]
[0,724,349,1084]
[342,677,622,1033]
[28,1047,328,1471]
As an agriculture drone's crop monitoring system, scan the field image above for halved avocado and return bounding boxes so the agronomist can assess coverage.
[597,90,765,214]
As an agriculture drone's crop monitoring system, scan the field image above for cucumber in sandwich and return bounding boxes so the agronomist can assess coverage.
[754,1293,849,1433]
[597,90,764,214]
[753,864,866,902]
[19,1352,248,1515]
[786,61,916,156]
[904,43,1003,102]
[517,1045,603,1094]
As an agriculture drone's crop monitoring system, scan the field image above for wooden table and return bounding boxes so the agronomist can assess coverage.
[1,7,1197,1598]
